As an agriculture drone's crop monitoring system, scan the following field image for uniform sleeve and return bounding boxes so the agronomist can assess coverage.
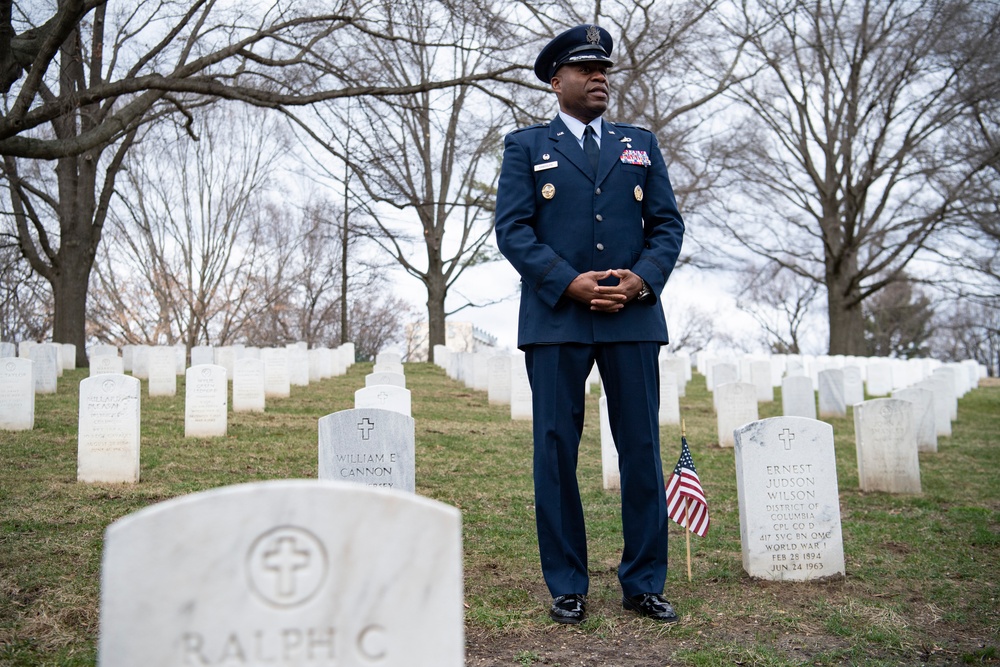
[631,132,685,304]
[494,132,580,309]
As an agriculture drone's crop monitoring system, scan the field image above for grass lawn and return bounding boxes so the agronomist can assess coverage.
[1,361,997,666]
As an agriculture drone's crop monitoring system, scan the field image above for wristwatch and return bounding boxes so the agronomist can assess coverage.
[636,279,652,301]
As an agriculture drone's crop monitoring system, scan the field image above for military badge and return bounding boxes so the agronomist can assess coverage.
[620,150,651,167]
[634,186,643,201]
[542,183,555,199]
[587,25,601,45]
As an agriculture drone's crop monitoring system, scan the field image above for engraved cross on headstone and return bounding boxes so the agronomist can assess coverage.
[262,536,310,597]
[377,391,389,404]
[779,428,795,450]
[358,417,375,440]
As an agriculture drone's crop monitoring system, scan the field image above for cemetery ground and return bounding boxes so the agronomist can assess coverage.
[1,364,998,667]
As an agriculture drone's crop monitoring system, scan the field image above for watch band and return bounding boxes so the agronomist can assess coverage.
[637,279,652,301]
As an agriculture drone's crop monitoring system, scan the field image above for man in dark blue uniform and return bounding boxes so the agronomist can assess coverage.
[494,24,685,624]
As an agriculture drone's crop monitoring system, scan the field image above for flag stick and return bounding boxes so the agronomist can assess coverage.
[681,418,692,581]
[684,498,692,582]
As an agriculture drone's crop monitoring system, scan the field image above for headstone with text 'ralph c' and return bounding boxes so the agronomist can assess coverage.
[78,374,140,484]
[734,416,845,581]
[318,408,415,492]
[97,480,463,667]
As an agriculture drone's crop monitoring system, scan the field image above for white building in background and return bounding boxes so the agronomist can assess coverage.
[405,321,498,361]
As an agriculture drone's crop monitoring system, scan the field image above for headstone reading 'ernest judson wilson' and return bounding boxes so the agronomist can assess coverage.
[734,416,845,581]
[318,408,415,493]
[97,480,464,667]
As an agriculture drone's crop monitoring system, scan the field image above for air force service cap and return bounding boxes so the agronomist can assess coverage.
[534,24,614,83]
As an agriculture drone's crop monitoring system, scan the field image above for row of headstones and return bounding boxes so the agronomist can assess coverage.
[432,346,694,424]
[712,363,967,452]
[702,354,984,398]
[1,340,359,395]
[0,342,359,431]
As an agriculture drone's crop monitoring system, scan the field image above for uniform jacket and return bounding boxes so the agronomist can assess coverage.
[494,115,685,348]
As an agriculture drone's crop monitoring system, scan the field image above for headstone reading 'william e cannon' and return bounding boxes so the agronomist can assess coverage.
[318,408,415,492]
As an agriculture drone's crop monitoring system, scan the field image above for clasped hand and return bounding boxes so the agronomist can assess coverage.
[565,269,644,313]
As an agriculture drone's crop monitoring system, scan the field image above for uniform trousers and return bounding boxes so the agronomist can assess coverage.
[524,341,670,598]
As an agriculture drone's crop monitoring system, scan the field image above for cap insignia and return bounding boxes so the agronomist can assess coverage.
[586,25,601,45]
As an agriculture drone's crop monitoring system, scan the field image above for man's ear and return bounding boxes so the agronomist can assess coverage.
[550,75,561,94]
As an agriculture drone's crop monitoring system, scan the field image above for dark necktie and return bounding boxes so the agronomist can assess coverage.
[584,125,600,174]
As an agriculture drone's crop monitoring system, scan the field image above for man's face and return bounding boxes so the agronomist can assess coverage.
[552,63,610,123]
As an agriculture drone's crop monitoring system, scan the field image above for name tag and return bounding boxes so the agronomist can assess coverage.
[533,161,558,172]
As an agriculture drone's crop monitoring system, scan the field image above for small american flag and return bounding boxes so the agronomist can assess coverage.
[665,436,710,537]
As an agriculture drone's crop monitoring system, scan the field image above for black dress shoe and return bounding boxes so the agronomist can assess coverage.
[622,593,679,622]
[549,593,587,624]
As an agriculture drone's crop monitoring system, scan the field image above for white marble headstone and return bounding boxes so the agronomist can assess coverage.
[29,343,59,394]
[78,374,140,483]
[781,376,816,419]
[98,480,463,667]
[354,385,412,418]
[918,377,952,437]
[865,362,892,397]
[262,348,291,398]
[510,353,532,421]
[734,417,845,581]
[842,365,865,406]
[318,408,415,492]
[185,364,228,437]
[853,398,920,494]
[892,386,937,453]
[0,357,34,430]
[658,371,681,426]
[716,382,759,447]
[90,354,124,376]
[60,343,77,370]
[233,357,266,413]
[599,396,619,490]
[487,354,512,406]
[190,345,215,368]
[660,356,687,397]
[0,341,15,358]
[750,360,773,402]
[287,348,310,387]
[147,347,177,397]
[365,372,406,388]
[817,369,846,418]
